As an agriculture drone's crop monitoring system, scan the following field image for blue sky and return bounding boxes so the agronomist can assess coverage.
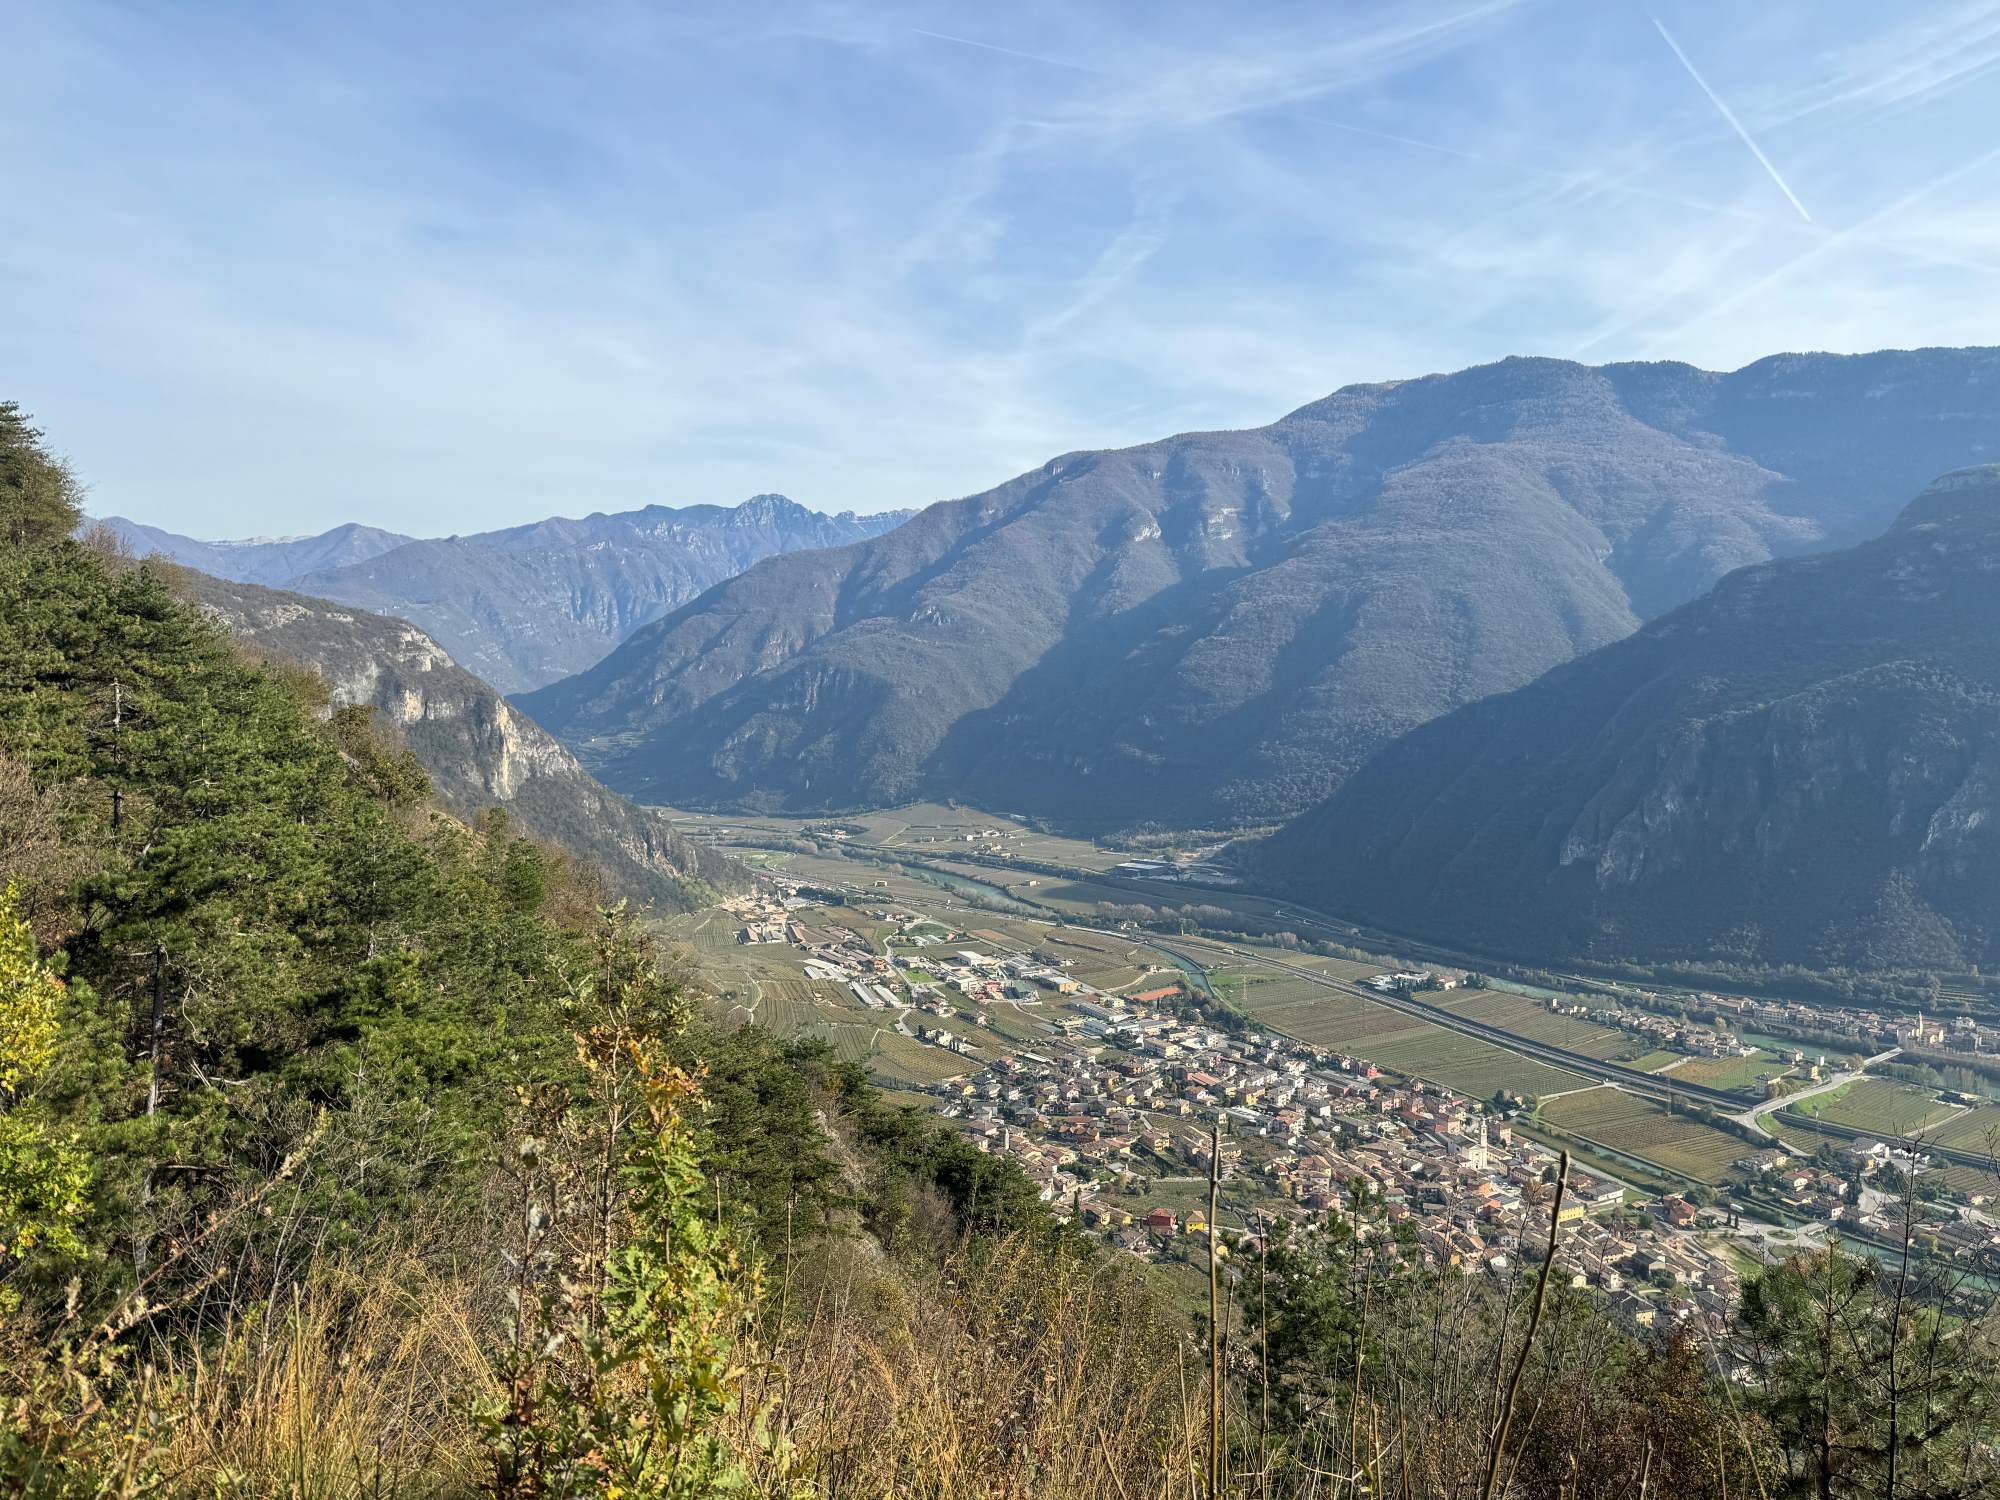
[5,0,1999,537]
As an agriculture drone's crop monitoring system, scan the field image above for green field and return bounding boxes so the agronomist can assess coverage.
[1793,1078,1964,1137]
[1930,1102,2000,1155]
[1539,1088,1751,1183]
[871,1032,977,1085]
[1624,1049,1682,1073]
[1663,1051,1794,1094]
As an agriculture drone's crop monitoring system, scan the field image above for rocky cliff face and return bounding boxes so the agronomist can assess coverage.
[1255,467,2000,971]
[519,347,2000,829]
[187,574,742,908]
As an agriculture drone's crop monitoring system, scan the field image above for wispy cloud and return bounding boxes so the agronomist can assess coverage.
[2,0,1997,538]
[909,26,1107,76]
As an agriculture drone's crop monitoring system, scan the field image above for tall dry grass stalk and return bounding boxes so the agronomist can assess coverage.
[732,1233,1205,1500]
[149,1257,495,1499]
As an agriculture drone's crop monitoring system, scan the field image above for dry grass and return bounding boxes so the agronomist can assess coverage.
[20,1229,1208,1500]
[736,1233,1204,1499]
[151,1258,494,1499]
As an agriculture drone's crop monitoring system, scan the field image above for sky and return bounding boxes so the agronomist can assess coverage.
[4,0,1999,538]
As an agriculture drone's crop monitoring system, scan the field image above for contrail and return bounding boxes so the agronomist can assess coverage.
[910,27,1108,77]
[1650,14,1813,223]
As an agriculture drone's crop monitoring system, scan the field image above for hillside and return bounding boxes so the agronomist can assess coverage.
[519,347,2000,830]
[1256,467,2000,972]
[187,573,743,908]
[102,495,913,693]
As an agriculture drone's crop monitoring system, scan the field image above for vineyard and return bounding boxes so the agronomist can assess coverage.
[1540,1088,1750,1183]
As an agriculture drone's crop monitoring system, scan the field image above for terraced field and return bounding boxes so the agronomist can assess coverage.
[1539,1088,1750,1183]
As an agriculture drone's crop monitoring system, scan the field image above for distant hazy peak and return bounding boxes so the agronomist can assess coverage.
[92,515,417,588]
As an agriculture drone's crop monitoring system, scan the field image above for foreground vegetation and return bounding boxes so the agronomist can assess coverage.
[5,403,1999,1496]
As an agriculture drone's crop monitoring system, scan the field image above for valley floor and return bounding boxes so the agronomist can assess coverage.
[653,801,2000,1321]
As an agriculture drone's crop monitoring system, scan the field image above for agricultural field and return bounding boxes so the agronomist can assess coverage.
[1538,1088,1751,1184]
[871,1031,979,1086]
[1268,952,1391,984]
[1208,970,1346,1017]
[1434,991,1632,1061]
[1661,1051,1795,1095]
[1186,937,1386,987]
[1225,980,1588,1097]
[1792,1078,1965,1137]
[1623,1050,1683,1073]
[1364,1030,1592,1102]
[1231,984,1432,1050]
[1930,1102,2000,1156]
[1936,1160,2000,1201]
[662,800,1133,875]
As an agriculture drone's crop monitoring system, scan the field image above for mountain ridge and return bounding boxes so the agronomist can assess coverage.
[519,346,2000,829]
[94,516,416,585]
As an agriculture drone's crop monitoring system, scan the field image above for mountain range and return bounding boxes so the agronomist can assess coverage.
[100,495,911,694]
[519,347,2000,830]
[1256,467,2000,971]
[96,516,414,585]
[185,572,743,909]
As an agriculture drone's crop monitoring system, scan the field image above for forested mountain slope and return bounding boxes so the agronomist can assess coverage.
[1257,467,2000,971]
[520,347,2000,829]
[187,573,741,908]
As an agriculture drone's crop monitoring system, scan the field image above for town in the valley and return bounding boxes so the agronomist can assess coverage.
[695,867,2000,1336]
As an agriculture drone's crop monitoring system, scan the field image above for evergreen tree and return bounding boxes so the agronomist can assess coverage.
[0,405,83,549]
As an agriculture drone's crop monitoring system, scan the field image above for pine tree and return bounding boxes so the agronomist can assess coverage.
[0,405,84,549]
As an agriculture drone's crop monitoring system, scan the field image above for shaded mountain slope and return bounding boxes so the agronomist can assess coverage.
[521,347,2000,829]
[1255,467,2000,971]
[188,574,743,909]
